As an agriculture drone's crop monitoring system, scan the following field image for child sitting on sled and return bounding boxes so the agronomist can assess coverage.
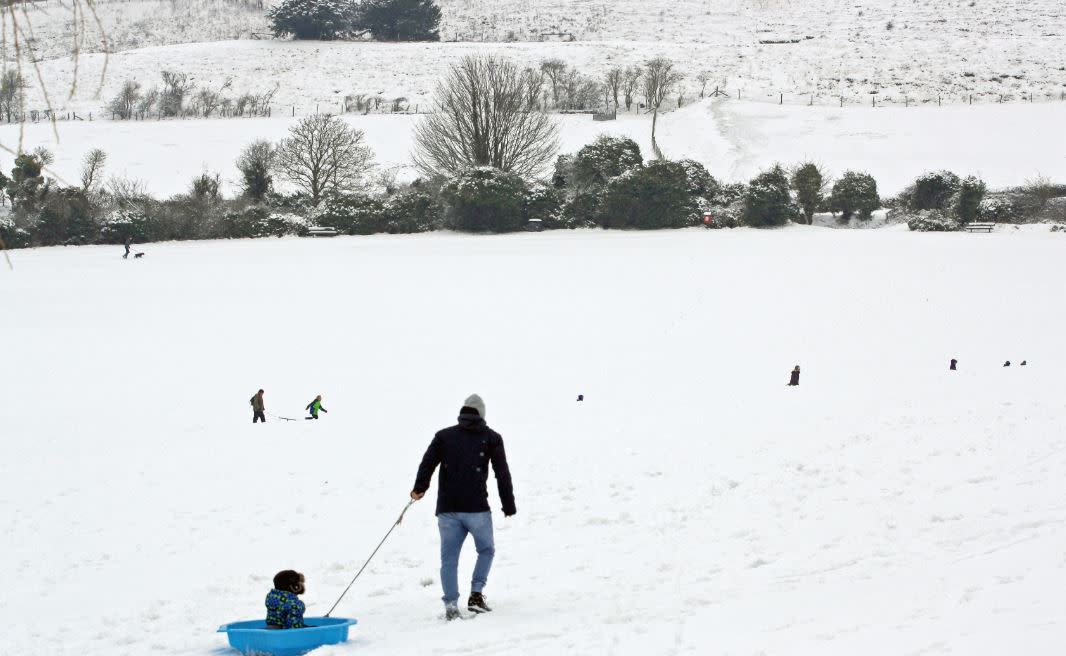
[266,570,307,629]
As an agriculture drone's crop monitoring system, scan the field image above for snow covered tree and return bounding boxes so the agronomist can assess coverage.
[743,164,792,227]
[357,0,441,41]
[35,188,97,246]
[570,135,643,193]
[413,55,559,178]
[441,167,529,232]
[276,114,375,204]
[8,148,52,211]
[159,71,193,117]
[677,159,718,201]
[829,171,880,221]
[910,170,960,211]
[954,175,986,222]
[268,0,361,40]
[604,68,623,109]
[597,160,694,229]
[790,162,825,225]
[236,140,277,201]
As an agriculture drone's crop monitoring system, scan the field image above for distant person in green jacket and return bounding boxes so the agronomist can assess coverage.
[305,395,327,420]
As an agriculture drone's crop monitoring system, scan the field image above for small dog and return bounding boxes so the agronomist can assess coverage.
[133,252,145,259]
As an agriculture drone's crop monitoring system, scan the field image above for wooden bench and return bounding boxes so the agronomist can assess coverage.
[307,227,339,237]
[964,222,995,233]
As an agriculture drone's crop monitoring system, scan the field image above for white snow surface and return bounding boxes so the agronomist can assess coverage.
[4,228,1066,655]
[2,99,1062,197]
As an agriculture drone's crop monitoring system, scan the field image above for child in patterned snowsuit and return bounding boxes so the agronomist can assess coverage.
[266,570,307,629]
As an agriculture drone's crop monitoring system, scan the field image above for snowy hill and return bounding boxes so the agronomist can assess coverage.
[13,0,1066,113]
[4,228,1066,655]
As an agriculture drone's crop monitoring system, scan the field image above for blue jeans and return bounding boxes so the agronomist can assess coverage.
[438,512,495,605]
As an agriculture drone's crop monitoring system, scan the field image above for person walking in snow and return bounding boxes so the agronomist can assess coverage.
[1003,361,1011,367]
[950,359,958,371]
[305,395,327,420]
[788,365,801,386]
[410,394,516,621]
[251,389,266,424]
[123,236,132,259]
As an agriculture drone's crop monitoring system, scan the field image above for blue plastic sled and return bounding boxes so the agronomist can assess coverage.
[218,617,358,656]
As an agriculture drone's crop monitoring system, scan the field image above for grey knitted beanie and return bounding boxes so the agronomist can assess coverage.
[463,394,486,418]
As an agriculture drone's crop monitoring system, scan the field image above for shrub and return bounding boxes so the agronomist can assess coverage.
[743,165,792,227]
[98,208,151,244]
[954,175,986,222]
[236,140,276,201]
[315,193,387,234]
[0,215,31,248]
[910,170,960,210]
[907,210,960,232]
[441,167,529,232]
[677,159,719,201]
[559,191,600,229]
[357,0,441,41]
[33,188,99,246]
[570,135,642,192]
[977,195,1019,222]
[790,162,825,225]
[383,190,441,233]
[715,182,746,207]
[268,0,360,40]
[829,171,880,221]
[525,182,564,227]
[597,160,694,229]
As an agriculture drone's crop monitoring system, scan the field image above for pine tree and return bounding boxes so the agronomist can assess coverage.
[790,162,824,225]
[358,0,441,41]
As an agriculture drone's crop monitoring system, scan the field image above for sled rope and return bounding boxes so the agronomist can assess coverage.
[325,499,415,617]
[267,412,298,422]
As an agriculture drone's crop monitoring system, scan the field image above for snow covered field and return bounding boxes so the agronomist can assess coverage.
[4,228,1066,655]
[3,99,1062,197]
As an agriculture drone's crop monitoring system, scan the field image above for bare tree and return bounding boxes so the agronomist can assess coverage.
[108,80,141,119]
[522,68,545,109]
[80,148,107,191]
[622,66,642,111]
[696,72,712,98]
[413,55,559,178]
[276,114,374,204]
[160,71,194,117]
[540,58,567,108]
[0,70,26,122]
[605,67,623,109]
[236,139,276,201]
[136,88,159,117]
[642,57,682,157]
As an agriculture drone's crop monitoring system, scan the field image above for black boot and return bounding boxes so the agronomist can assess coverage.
[467,592,492,613]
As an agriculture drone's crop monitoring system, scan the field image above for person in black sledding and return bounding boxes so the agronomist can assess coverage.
[788,365,800,386]
[123,237,132,259]
[305,395,327,420]
[251,389,266,423]
[950,358,957,371]
[1004,361,1011,367]
[1020,360,1027,366]
[576,394,584,402]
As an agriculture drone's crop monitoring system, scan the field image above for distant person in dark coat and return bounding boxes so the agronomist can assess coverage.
[250,389,266,423]
[1004,361,1011,367]
[788,366,801,386]
[123,237,132,259]
[950,359,957,371]
[1020,360,1027,366]
[411,394,516,621]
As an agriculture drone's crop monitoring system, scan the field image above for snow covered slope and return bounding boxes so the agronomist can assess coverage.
[3,228,1066,655]
[3,99,1061,197]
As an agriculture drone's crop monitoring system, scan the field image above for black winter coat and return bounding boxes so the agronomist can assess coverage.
[413,413,516,516]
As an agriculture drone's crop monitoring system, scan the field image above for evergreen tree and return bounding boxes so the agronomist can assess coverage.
[829,171,880,221]
[743,165,792,227]
[596,160,694,229]
[442,167,529,232]
[790,162,824,225]
[910,170,960,211]
[358,0,441,41]
[268,0,360,40]
[570,136,643,193]
[954,175,986,222]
